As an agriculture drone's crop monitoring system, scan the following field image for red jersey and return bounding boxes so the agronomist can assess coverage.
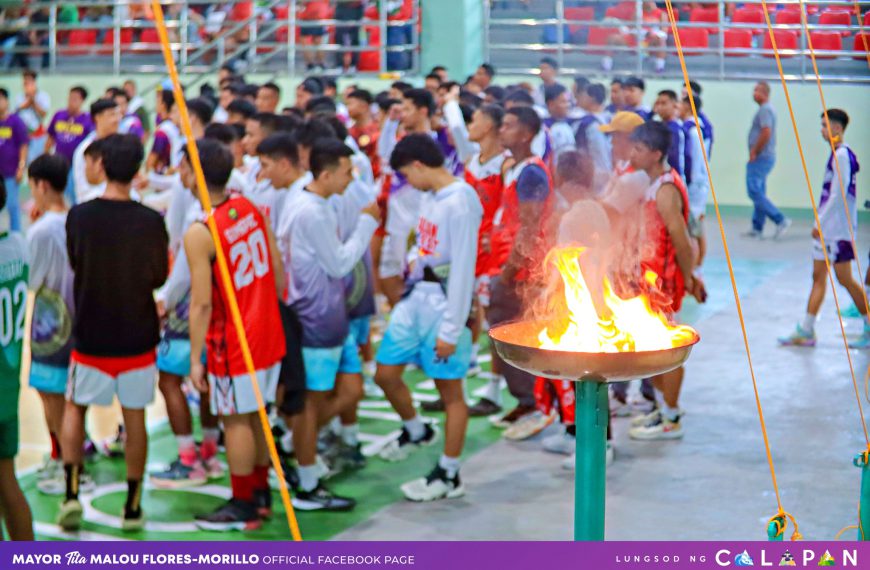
[489,156,554,280]
[640,169,690,314]
[464,152,507,277]
[206,195,286,377]
[349,122,381,180]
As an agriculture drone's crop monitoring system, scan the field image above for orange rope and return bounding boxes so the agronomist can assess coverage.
[759,0,870,447]
[664,0,798,539]
[150,1,303,541]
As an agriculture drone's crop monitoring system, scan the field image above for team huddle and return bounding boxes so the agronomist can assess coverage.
[0,57,860,537]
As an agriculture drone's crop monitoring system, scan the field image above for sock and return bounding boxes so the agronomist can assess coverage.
[653,387,665,409]
[297,464,320,492]
[403,415,426,441]
[125,479,142,515]
[801,313,816,333]
[176,434,197,466]
[200,428,220,460]
[50,432,61,461]
[340,423,359,447]
[483,375,504,406]
[655,57,666,71]
[253,465,269,491]
[64,464,80,501]
[438,454,461,478]
[602,56,613,70]
[470,343,479,364]
[230,473,255,502]
[662,404,680,422]
[329,416,342,437]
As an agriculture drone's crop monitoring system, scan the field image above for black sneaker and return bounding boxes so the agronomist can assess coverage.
[421,398,445,412]
[400,465,465,502]
[291,482,356,512]
[327,442,367,472]
[194,498,261,532]
[280,458,300,490]
[253,489,272,519]
[468,398,502,417]
[378,423,439,462]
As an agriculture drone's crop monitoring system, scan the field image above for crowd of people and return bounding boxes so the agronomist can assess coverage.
[0,51,860,539]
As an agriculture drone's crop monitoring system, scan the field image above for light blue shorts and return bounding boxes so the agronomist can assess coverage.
[348,316,371,347]
[303,335,363,392]
[376,282,472,380]
[157,338,191,377]
[29,362,68,395]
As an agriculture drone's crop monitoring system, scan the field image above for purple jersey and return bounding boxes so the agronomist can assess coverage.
[0,113,28,178]
[120,114,144,140]
[47,110,93,161]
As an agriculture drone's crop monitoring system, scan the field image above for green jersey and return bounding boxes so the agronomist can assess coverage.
[0,232,28,422]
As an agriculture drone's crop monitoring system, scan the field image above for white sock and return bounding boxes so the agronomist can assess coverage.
[340,423,359,447]
[483,375,504,406]
[602,56,613,71]
[801,313,816,333]
[438,454,461,478]
[662,404,680,422]
[655,57,665,71]
[404,415,426,441]
[653,387,665,409]
[329,416,342,436]
[297,464,320,492]
[470,343,479,363]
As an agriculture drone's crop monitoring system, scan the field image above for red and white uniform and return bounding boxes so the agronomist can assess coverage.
[464,152,507,278]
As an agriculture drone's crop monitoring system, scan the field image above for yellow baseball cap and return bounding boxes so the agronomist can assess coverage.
[599,111,646,133]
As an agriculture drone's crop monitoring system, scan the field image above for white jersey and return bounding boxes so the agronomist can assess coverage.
[408,180,482,344]
[72,132,105,203]
[818,143,859,243]
[165,180,200,256]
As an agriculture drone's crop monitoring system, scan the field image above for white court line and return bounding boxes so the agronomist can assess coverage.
[411,392,439,403]
[357,409,403,422]
[34,522,133,542]
[361,431,401,457]
[359,400,394,409]
[416,379,436,391]
[477,354,492,363]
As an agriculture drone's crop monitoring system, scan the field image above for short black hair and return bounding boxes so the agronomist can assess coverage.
[505,106,542,137]
[630,121,672,158]
[305,95,337,116]
[425,73,443,85]
[299,77,324,96]
[585,83,606,105]
[377,95,400,113]
[555,150,593,187]
[257,132,300,165]
[458,103,475,125]
[251,112,281,137]
[227,98,256,120]
[295,118,338,148]
[347,89,373,105]
[159,89,175,112]
[574,75,590,91]
[321,77,337,92]
[28,154,69,192]
[282,107,305,120]
[187,97,214,125]
[84,138,104,159]
[276,114,302,133]
[90,98,118,118]
[204,122,241,145]
[183,138,233,191]
[657,89,678,101]
[391,81,413,95]
[611,78,624,87]
[544,83,568,104]
[70,85,88,100]
[260,82,281,95]
[540,56,558,69]
[310,140,354,179]
[240,83,260,99]
[483,85,506,103]
[682,94,703,111]
[0,88,7,100]
[430,65,447,74]
[825,108,849,130]
[623,76,645,91]
[109,87,130,102]
[478,104,505,129]
[479,63,496,78]
[101,134,144,184]
[504,89,535,107]
[403,89,436,117]
[23,69,37,80]
[324,115,349,141]
[390,133,445,171]
[687,80,702,95]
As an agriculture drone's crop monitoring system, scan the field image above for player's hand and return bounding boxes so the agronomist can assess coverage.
[688,274,707,304]
[388,103,402,122]
[15,164,24,183]
[362,201,381,220]
[435,338,456,359]
[811,227,820,239]
[749,150,758,163]
[156,300,167,320]
[190,361,208,393]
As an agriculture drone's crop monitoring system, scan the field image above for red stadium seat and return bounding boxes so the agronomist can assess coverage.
[565,7,594,36]
[775,9,801,26]
[723,29,752,56]
[65,29,97,55]
[819,9,852,36]
[274,6,289,20]
[605,2,635,21]
[137,28,161,53]
[853,32,870,60]
[674,28,709,55]
[230,1,253,22]
[732,7,764,36]
[865,11,870,27]
[100,28,133,55]
[689,7,719,34]
[808,31,842,58]
[762,29,798,57]
[586,26,622,55]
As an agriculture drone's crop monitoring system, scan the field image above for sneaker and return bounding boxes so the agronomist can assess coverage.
[317,427,340,455]
[39,466,93,497]
[777,324,816,347]
[150,459,207,489]
[194,498,262,531]
[773,218,792,240]
[401,465,465,502]
[742,228,763,239]
[503,410,556,441]
[270,458,300,491]
[291,482,356,511]
[202,456,225,480]
[541,429,575,455]
[609,396,632,418]
[849,324,870,349]
[378,424,439,462]
[421,398,445,412]
[254,489,272,519]
[840,303,862,319]
[467,358,482,378]
[82,438,98,460]
[56,498,83,531]
[97,425,125,458]
[36,457,61,480]
[326,442,367,472]
[490,404,536,429]
[36,459,64,495]
[629,413,683,440]
[271,422,294,457]
[631,408,661,428]
[121,507,144,532]
[468,398,502,417]
[560,442,614,470]
[363,379,384,398]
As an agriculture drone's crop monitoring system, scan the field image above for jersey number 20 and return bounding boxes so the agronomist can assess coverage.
[230,229,269,290]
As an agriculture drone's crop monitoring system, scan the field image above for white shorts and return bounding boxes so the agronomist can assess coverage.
[66,360,157,410]
[208,363,281,416]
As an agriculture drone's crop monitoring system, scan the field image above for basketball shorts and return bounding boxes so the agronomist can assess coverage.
[813,239,855,264]
[208,362,281,416]
[0,415,17,460]
[348,316,370,348]
[377,282,473,380]
[278,302,306,416]
[157,337,192,377]
[67,351,157,410]
[29,362,68,395]
[302,334,362,393]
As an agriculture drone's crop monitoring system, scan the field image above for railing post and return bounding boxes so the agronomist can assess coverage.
[483,0,491,64]
[556,0,565,73]
[410,0,420,76]
[249,5,258,68]
[113,0,121,75]
[379,0,388,74]
[180,3,189,68]
[288,0,297,77]
[799,2,807,82]
[49,3,57,72]
[635,0,643,74]
[718,0,725,81]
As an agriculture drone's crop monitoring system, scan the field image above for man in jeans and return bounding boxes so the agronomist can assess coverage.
[745,81,790,239]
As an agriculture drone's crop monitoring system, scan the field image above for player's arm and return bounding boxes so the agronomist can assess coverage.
[656,184,703,302]
[377,112,401,165]
[185,222,215,392]
[437,208,481,357]
[307,204,380,279]
[26,231,52,291]
[816,152,853,238]
[263,220,286,299]
[443,90,478,165]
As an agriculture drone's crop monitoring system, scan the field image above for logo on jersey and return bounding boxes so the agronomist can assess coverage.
[228,207,239,220]
[31,288,72,358]
[417,218,439,257]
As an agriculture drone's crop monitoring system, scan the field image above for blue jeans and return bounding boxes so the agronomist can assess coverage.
[3,177,21,232]
[746,156,783,232]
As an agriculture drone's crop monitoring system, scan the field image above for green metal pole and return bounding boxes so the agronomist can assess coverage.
[855,452,870,540]
[767,518,784,541]
[574,380,608,541]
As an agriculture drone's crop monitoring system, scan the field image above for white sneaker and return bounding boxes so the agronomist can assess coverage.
[773,218,792,240]
[609,397,632,417]
[401,465,465,502]
[36,457,62,480]
[378,424,439,462]
[629,413,683,440]
[503,410,556,441]
[541,429,575,455]
[561,442,613,470]
[36,460,65,495]
[631,408,661,427]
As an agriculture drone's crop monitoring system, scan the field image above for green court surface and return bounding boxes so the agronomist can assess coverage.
[22,256,788,541]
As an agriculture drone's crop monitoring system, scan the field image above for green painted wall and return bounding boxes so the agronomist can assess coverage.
[421,0,484,81]
[2,73,866,212]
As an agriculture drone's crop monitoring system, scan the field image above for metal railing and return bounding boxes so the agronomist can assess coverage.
[486,0,870,83]
[0,0,420,77]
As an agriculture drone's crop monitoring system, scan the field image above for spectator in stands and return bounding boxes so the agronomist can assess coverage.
[256,83,281,114]
[745,81,789,239]
[227,99,256,125]
[424,74,443,97]
[14,70,50,165]
[430,66,449,82]
[0,87,28,231]
[335,0,365,72]
[604,1,668,72]
[299,0,330,71]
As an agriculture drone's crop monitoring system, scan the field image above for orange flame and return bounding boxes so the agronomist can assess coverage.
[538,246,696,353]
